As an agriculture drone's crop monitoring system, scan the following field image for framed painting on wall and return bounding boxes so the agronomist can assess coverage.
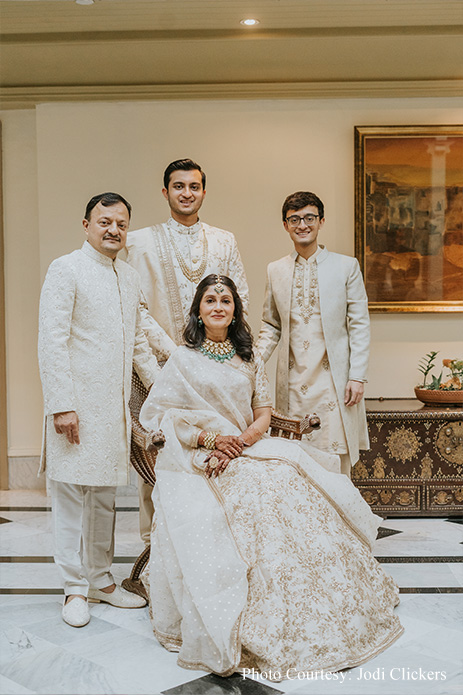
[354,125,463,313]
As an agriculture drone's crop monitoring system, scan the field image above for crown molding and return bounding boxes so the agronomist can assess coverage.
[3,26,462,44]
[1,80,462,109]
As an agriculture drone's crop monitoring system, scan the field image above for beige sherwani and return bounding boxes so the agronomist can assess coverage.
[124,217,249,543]
[257,246,370,468]
[38,242,159,487]
[124,218,249,354]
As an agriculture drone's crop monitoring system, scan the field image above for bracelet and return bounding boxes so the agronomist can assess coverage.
[203,431,219,449]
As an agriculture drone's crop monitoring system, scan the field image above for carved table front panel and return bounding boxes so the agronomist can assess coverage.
[352,399,463,517]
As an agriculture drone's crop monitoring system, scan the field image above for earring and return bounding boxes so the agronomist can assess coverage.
[231,317,236,325]
[198,317,203,326]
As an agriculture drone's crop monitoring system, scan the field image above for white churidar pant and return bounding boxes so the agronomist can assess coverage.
[49,479,117,596]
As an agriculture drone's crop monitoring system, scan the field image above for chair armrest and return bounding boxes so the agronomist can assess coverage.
[131,417,165,452]
[270,409,321,440]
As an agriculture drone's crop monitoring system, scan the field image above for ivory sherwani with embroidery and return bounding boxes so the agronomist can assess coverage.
[257,246,370,470]
[124,218,249,353]
[38,242,159,486]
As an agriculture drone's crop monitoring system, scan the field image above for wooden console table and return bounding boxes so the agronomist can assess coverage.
[352,399,463,517]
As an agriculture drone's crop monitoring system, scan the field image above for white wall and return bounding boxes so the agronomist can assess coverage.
[2,96,463,458]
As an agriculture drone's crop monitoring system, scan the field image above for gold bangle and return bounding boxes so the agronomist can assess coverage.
[203,431,219,449]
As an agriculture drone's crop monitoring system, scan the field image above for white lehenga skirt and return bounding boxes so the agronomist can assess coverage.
[146,453,403,680]
[216,457,402,678]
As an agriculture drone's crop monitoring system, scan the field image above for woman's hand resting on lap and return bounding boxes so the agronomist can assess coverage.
[214,435,244,459]
[204,450,231,478]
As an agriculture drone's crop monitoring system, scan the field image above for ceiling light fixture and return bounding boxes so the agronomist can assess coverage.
[240,19,259,27]
[76,0,95,5]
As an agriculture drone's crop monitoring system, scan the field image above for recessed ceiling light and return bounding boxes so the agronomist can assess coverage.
[240,19,260,27]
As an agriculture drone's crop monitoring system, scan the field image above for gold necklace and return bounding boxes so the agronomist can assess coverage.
[168,223,209,284]
[199,338,236,363]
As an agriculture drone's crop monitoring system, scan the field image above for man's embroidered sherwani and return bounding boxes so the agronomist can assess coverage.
[38,242,159,486]
[124,218,249,354]
[257,246,370,467]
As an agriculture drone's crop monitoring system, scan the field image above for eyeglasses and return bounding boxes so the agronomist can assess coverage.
[285,214,320,228]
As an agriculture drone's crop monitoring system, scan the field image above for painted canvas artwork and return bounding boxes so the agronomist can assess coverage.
[355,126,463,312]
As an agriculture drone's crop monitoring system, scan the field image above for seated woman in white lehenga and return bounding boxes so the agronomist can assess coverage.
[140,274,403,681]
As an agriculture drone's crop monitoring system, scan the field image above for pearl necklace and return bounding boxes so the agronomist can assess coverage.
[167,222,209,284]
[199,338,236,363]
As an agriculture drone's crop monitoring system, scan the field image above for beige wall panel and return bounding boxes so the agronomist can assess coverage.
[2,97,462,457]
[34,98,463,414]
[0,110,42,457]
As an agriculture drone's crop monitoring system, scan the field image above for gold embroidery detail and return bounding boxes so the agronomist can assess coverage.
[372,455,386,479]
[433,490,453,506]
[396,490,414,506]
[420,452,433,479]
[386,426,422,463]
[294,261,318,324]
[352,460,369,479]
[435,422,463,466]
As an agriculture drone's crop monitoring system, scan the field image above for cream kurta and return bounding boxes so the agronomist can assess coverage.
[124,218,249,351]
[38,242,159,486]
[289,250,348,454]
[257,246,370,466]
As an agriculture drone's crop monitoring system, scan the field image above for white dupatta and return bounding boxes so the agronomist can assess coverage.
[140,346,381,674]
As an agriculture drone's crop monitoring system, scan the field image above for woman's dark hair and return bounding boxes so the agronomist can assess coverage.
[183,274,253,362]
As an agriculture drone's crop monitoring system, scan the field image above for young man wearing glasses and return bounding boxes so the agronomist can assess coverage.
[256,191,370,476]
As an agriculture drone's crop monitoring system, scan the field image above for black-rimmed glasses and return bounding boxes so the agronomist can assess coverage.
[285,214,320,228]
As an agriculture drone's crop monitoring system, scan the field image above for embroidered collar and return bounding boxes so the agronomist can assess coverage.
[167,217,202,236]
[81,241,117,266]
[296,245,323,266]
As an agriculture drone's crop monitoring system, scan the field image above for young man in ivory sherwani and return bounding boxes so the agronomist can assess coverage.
[256,191,370,477]
[123,158,249,544]
[38,193,159,627]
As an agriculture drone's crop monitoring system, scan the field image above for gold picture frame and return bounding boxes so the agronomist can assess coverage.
[354,125,463,313]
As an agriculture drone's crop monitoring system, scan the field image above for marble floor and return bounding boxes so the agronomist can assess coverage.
[0,489,462,695]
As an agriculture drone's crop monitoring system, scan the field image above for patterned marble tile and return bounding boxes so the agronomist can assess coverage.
[0,620,56,669]
[163,673,283,694]
[1,489,462,695]
[384,562,462,588]
[0,673,35,694]
[0,562,139,590]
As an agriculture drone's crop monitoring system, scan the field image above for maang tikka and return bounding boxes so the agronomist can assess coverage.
[214,275,224,294]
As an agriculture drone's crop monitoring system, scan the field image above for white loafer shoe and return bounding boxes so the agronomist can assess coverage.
[62,597,90,627]
[87,584,147,608]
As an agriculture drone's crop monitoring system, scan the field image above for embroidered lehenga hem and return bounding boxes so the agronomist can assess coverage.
[154,621,404,681]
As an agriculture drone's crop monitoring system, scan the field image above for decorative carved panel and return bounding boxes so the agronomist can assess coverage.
[352,399,463,516]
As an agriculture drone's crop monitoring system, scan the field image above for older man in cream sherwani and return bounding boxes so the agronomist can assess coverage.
[257,191,370,477]
[123,158,249,544]
[38,192,159,628]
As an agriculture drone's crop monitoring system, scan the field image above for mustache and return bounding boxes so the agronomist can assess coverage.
[103,233,121,241]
